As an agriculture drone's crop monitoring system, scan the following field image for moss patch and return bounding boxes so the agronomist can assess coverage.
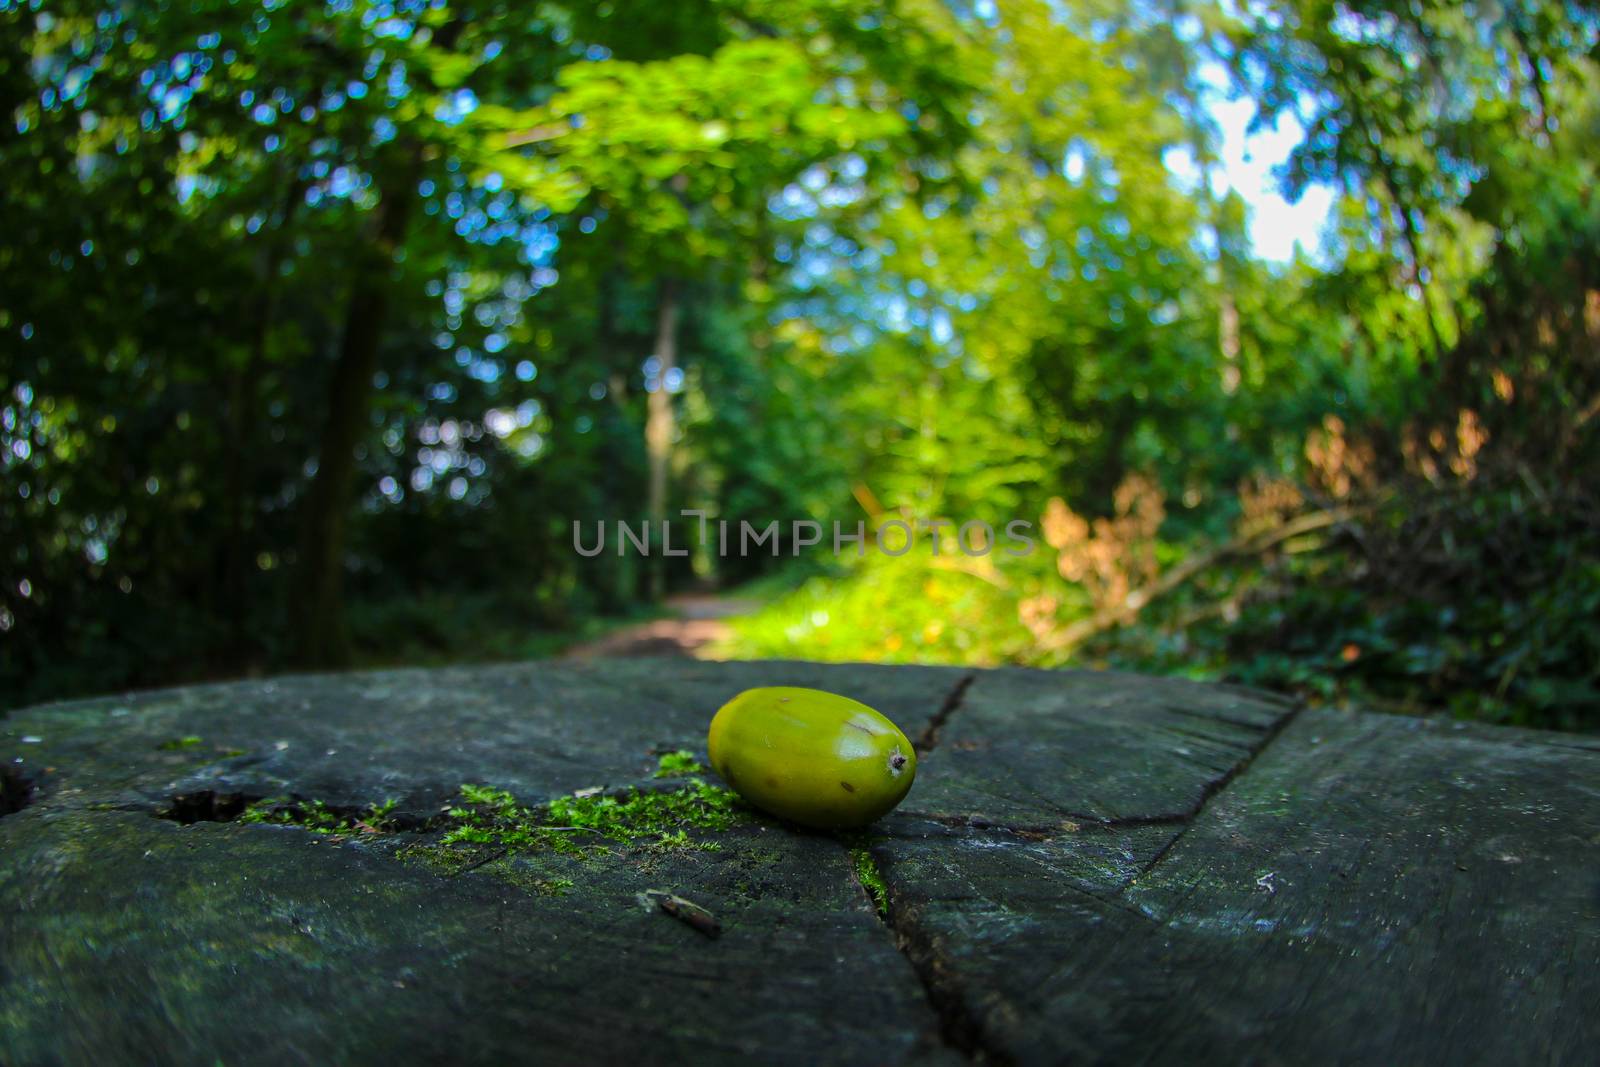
[441,777,741,857]
[653,750,706,777]
[850,846,890,919]
[485,863,576,897]
[239,797,398,836]
[198,755,752,899]
[395,842,484,876]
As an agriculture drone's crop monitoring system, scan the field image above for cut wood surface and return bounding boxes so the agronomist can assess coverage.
[2,661,1594,1065]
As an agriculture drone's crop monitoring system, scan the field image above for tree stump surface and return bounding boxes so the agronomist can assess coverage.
[2,660,1595,1065]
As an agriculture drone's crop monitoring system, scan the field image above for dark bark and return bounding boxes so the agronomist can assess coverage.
[289,20,462,667]
[290,157,418,667]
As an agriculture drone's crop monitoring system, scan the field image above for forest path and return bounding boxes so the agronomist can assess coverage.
[562,592,759,658]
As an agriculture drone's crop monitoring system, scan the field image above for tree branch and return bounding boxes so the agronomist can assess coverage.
[1035,506,1366,654]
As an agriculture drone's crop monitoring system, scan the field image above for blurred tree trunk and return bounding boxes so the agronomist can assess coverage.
[596,266,636,609]
[290,156,417,667]
[220,172,305,665]
[645,278,680,601]
[289,20,461,667]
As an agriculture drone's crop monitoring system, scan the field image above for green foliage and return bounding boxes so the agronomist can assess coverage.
[1,0,1596,735]
[0,0,978,705]
[1085,490,1600,731]
[720,553,1043,666]
[492,38,907,257]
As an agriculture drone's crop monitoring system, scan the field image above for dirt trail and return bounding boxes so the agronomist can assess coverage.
[562,594,759,658]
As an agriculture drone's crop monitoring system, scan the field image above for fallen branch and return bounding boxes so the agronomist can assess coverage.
[1035,505,1366,654]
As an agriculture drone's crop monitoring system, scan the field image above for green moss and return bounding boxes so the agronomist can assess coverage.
[442,777,742,856]
[239,797,398,836]
[156,735,204,751]
[487,862,576,897]
[368,797,399,823]
[740,845,786,866]
[550,778,741,842]
[227,776,743,897]
[653,750,706,777]
[395,843,481,876]
[850,846,890,919]
[395,844,571,896]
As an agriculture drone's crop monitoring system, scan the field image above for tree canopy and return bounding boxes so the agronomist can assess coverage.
[3,0,1597,729]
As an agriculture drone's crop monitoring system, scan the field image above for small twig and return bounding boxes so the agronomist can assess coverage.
[450,847,510,877]
[644,890,721,939]
[927,553,1011,590]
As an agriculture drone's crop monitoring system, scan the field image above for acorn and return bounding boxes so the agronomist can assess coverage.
[707,687,917,829]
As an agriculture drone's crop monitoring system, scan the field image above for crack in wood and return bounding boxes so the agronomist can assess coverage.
[1158,699,1285,733]
[915,673,977,756]
[1116,697,1307,894]
[854,695,1311,1059]
[835,669,1033,1063]
[894,810,1193,841]
[843,839,997,1064]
